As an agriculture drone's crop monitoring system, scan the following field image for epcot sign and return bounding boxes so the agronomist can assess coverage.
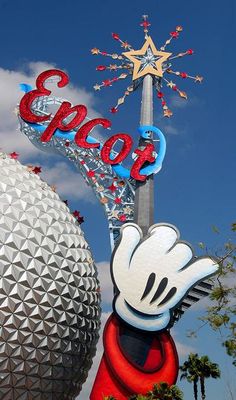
[19,69,164,182]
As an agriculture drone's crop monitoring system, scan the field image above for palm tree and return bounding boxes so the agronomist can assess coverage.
[197,355,220,399]
[106,382,183,400]
[180,353,221,400]
[180,353,199,400]
[149,382,184,400]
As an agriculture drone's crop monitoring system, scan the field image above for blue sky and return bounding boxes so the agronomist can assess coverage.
[0,0,235,398]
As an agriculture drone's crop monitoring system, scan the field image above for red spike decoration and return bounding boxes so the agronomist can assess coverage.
[91,19,202,116]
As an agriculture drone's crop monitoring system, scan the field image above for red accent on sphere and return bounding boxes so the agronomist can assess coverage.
[75,118,111,149]
[101,51,108,56]
[19,69,69,124]
[40,102,87,142]
[172,85,178,91]
[110,107,118,114]
[112,33,120,40]
[96,65,107,71]
[112,77,118,82]
[180,72,187,78]
[80,160,86,165]
[100,173,105,178]
[157,92,164,98]
[187,49,194,55]
[73,210,80,218]
[87,170,95,178]
[9,152,19,159]
[77,216,84,224]
[119,214,126,222]
[101,134,133,165]
[161,100,166,106]
[65,141,70,147]
[114,197,121,204]
[131,143,155,181]
[170,31,179,38]
[32,166,41,174]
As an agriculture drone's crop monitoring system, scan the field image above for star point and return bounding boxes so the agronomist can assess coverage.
[123,206,133,215]
[91,48,100,55]
[111,210,120,219]
[164,109,173,118]
[195,75,203,83]
[167,80,175,88]
[93,83,101,91]
[123,36,172,81]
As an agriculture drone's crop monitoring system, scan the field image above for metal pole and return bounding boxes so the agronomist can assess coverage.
[134,74,154,234]
[120,74,155,366]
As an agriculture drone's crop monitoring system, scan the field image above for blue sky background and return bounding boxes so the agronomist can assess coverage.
[0,0,235,399]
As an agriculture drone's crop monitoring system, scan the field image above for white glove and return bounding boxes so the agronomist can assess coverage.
[111,223,219,331]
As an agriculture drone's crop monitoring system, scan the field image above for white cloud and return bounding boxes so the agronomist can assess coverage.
[169,95,188,109]
[169,93,202,110]
[157,118,182,135]
[97,261,114,307]
[79,311,111,400]
[162,123,179,135]
[0,61,100,159]
[40,160,95,202]
[78,261,113,398]
[0,61,105,202]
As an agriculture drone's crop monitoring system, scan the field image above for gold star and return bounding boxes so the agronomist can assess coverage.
[195,75,203,83]
[167,80,175,88]
[100,197,108,204]
[91,48,99,55]
[109,64,118,70]
[96,185,104,192]
[93,84,101,91]
[164,109,173,118]
[111,210,120,219]
[123,206,133,215]
[122,36,172,81]
[27,165,34,172]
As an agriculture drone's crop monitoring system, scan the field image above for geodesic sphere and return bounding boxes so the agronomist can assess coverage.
[0,154,100,400]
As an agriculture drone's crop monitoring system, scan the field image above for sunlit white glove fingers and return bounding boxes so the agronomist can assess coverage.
[114,295,171,331]
[112,223,142,288]
[156,257,219,310]
[181,257,219,283]
[165,242,193,272]
[131,224,179,267]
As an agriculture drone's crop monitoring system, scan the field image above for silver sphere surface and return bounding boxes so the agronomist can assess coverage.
[0,154,100,399]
